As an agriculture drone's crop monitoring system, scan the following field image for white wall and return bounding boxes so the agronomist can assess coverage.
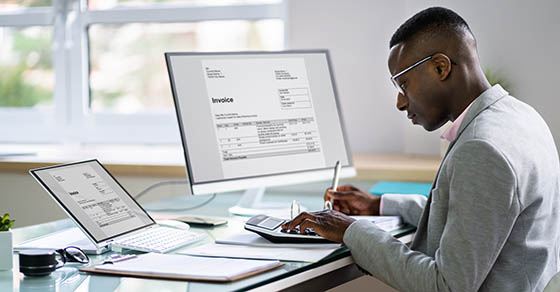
[286,0,560,155]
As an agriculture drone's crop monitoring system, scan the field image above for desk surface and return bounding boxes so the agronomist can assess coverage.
[0,182,414,292]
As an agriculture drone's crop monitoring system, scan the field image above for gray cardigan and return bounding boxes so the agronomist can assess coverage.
[343,85,560,291]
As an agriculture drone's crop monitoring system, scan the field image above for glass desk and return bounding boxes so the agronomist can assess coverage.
[1,182,415,292]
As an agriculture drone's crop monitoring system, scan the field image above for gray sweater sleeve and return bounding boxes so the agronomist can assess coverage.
[381,194,427,227]
[343,140,521,292]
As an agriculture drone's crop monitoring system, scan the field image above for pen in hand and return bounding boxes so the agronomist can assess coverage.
[324,160,341,210]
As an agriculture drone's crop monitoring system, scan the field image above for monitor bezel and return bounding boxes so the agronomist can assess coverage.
[165,50,355,195]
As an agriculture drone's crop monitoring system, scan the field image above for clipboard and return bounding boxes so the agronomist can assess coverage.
[80,253,284,282]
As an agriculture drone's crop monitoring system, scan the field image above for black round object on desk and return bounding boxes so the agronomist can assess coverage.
[19,249,65,276]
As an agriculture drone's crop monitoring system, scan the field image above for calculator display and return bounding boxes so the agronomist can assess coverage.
[258,217,284,230]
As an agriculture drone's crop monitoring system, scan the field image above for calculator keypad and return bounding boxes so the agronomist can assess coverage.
[280,227,318,236]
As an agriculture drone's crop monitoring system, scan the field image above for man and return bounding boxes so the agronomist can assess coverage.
[283,7,560,291]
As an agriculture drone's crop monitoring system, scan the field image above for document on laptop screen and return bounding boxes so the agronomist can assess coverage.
[33,161,154,243]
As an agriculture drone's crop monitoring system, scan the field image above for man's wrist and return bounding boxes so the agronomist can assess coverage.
[378,195,384,215]
[369,195,382,215]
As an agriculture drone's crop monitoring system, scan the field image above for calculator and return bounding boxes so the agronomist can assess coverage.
[244,215,334,243]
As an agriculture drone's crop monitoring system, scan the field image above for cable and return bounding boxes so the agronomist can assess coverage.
[133,180,188,200]
[145,193,217,212]
[134,180,217,212]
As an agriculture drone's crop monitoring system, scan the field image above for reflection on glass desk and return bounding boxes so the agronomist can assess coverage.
[1,182,416,292]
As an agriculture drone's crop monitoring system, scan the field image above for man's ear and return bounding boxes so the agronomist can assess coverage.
[431,53,452,80]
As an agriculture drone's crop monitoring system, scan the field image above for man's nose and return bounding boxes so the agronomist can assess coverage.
[396,92,408,111]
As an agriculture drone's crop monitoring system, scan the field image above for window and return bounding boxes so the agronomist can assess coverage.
[0,0,52,9]
[0,26,54,108]
[0,0,285,143]
[89,20,283,113]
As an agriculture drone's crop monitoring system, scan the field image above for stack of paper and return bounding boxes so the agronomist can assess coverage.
[89,253,282,282]
[350,216,403,232]
[191,216,403,263]
[180,243,340,263]
[216,232,341,248]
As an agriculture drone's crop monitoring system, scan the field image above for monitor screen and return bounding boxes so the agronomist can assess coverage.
[166,50,354,194]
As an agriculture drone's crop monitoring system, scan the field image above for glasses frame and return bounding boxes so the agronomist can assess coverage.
[390,55,433,95]
[55,246,90,264]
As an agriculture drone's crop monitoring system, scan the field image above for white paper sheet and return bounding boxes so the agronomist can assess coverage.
[216,231,341,249]
[180,243,340,263]
[96,253,280,281]
[350,216,403,232]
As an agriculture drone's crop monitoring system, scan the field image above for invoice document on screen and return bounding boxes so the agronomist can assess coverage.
[47,163,150,240]
[202,58,327,179]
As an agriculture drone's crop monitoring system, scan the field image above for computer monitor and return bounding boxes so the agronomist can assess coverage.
[165,50,355,215]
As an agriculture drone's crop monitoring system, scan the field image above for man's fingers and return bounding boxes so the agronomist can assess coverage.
[282,211,315,229]
[281,210,353,243]
[325,184,364,199]
[332,200,342,211]
[298,218,319,234]
[337,184,359,192]
[324,188,333,201]
[327,191,359,201]
[333,200,354,213]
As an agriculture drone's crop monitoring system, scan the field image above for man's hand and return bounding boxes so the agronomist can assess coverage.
[281,210,356,243]
[324,184,381,215]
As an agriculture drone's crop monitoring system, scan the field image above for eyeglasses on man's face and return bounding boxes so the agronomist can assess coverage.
[390,55,433,95]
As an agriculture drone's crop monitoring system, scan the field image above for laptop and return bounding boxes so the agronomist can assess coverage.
[30,159,206,253]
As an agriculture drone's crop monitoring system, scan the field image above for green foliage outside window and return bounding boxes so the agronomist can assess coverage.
[0,27,53,107]
[0,64,51,107]
[0,0,52,8]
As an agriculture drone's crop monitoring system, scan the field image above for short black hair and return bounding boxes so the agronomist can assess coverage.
[389,7,473,48]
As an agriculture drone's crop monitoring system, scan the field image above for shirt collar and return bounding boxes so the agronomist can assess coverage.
[440,101,474,142]
[441,84,509,143]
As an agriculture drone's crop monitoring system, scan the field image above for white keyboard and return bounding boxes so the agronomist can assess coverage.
[114,226,206,253]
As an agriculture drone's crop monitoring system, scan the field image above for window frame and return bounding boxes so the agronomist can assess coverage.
[0,5,61,143]
[0,0,286,144]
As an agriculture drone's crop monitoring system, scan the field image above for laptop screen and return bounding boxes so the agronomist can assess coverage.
[30,160,155,243]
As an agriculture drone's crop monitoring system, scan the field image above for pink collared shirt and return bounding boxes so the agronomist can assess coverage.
[440,102,473,142]
[379,102,474,215]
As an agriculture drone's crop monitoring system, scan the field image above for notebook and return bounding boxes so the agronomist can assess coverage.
[369,181,432,197]
[29,159,205,253]
[80,253,283,282]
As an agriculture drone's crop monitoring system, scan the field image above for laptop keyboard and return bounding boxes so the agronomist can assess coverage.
[115,226,206,253]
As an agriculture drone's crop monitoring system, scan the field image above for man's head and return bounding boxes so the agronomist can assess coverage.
[388,7,485,131]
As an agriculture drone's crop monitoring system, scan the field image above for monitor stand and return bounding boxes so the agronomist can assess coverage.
[228,187,305,218]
